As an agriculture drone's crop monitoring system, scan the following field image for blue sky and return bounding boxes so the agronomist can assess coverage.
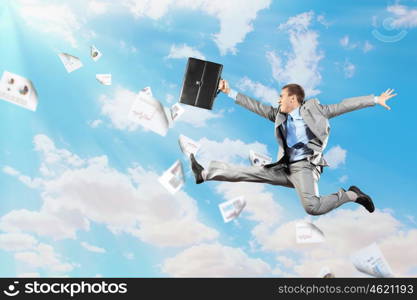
[0,0,416,277]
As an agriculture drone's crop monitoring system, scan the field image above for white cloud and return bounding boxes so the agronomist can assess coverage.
[0,233,37,252]
[15,0,82,48]
[89,119,103,128]
[324,145,347,169]
[276,255,295,268]
[120,40,138,53]
[88,0,110,15]
[316,14,331,28]
[3,166,19,176]
[99,87,140,131]
[339,35,358,50]
[15,243,76,274]
[124,252,135,260]
[166,94,175,104]
[387,5,417,28]
[338,175,348,183]
[166,44,206,60]
[236,77,279,106]
[122,0,174,19]
[343,61,355,78]
[268,11,324,97]
[251,208,417,277]
[122,0,271,55]
[340,36,373,53]
[340,35,349,47]
[406,215,416,226]
[196,137,270,167]
[34,134,85,176]
[2,166,43,189]
[162,243,271,276]
[3,135,218,247]
[17,272,40,277]
[81,242,106,253]
[363,41,374,53]
[0,209,88,240]
[178,105,223,128]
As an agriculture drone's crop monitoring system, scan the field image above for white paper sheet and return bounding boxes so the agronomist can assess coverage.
[90,45,102,61]
[351,243,394,278]
[158,160,185,194]
[128,87,169,136]
[178,135,200,157]
[96,74,111,85]
[249,150,272,167]
[58,53,83,73]
[0,71,38,111]
[218,196,246,223]
[295,222,325,243]
[317,266,335,278]
[170,103,185,121]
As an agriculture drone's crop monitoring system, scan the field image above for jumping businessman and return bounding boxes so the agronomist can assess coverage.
[190,79,397,216]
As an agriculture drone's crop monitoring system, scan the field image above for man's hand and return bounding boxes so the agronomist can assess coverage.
[376,88,397,110]
[218,79,231,94]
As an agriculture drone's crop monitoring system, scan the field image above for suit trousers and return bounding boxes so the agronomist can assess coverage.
[205,160,351,215]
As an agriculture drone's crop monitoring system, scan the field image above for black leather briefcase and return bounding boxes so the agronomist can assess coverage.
[179,57,223,110]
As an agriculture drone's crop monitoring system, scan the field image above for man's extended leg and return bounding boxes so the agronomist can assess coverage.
[288,160,374,215]
[190,154,293,187]
[205,161,293,187]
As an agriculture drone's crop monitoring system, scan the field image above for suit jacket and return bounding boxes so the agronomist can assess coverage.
[235,93,376,167]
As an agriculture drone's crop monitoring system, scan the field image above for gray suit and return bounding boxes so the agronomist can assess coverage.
[206,93,376,215]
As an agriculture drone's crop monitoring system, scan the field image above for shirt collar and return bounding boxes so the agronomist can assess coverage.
[288,106,302,120]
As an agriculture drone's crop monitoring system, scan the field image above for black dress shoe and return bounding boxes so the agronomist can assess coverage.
[348,186,375,213]
[190,154,204,184]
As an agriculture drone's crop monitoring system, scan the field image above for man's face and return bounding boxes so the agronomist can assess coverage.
[278,88,297,114]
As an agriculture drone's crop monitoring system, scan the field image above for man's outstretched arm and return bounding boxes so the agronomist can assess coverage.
[218,79,278,122]
[319,89,398,119]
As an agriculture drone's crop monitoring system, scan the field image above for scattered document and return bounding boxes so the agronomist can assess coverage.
[90,45,102,61]
[295,222,325,243]
[218,196,246,223]
[318,266,335,278]
[170,103,185,121]
[128,87,169,136]
[178,135,200,157]
[351,243,394,278]
[249,150,272,167]
[158,160,185,194]
[0,71,38,111]
[58,53,83,73]
[96,74,111,85]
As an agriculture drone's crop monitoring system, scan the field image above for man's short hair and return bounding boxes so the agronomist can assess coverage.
[282,83,305,104]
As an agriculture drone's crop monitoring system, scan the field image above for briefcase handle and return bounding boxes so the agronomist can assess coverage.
[215,77,222,97]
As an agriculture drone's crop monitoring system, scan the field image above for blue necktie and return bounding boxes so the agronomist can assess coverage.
[286,115,297,147]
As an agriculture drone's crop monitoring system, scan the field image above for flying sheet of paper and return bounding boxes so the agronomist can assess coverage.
[295,222,325,243]
[218,196,246,223]
[249,150,272,167]
[96,74,111,85]
[0,71,38,111]
[317,266,335,278]
[170,103,185,121]
[178,135,200,157]
[90,45,102,61]
[128,87,169,136]
[58,53,83,73]
[351,243,394,278]
[158,160,185,194]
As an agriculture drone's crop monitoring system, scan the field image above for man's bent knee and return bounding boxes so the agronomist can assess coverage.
[302,196,322,216]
